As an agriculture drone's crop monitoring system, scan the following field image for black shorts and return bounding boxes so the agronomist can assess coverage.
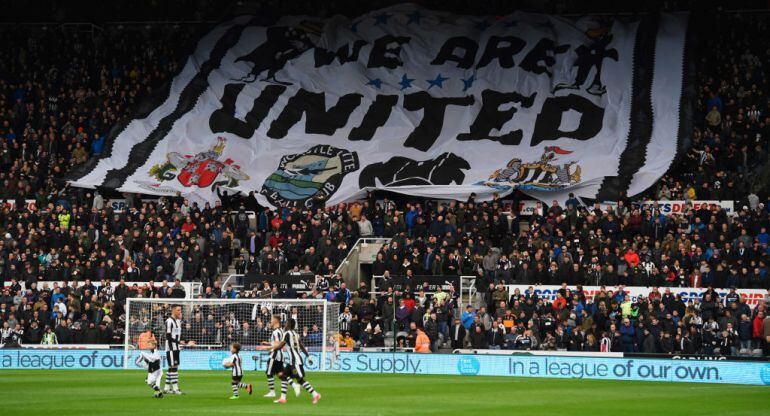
[166,350,180,368]
[266,358,284,376]
[232,375,243,383]
[284,363,305,379]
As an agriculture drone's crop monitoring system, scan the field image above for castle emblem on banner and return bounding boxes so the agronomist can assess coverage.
[482,146,581,191]
[146,137,249,190]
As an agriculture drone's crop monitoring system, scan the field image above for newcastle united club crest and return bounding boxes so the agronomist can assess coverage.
[145,137,249,191]
[261,145,359,208]
[482,146,581,191]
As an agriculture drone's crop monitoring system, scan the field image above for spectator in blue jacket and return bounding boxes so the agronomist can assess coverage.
[405,206,419,233]
[222,284,237,299]
[738,314,753,350]
[619,318,637,352]
[91,134,106,155]
[50,288,66,310]
[461,305,476,330]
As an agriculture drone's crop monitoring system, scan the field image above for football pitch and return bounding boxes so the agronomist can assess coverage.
[3,370,770,415]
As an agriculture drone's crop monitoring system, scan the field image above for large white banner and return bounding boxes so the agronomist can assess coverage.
[68,5,693,208]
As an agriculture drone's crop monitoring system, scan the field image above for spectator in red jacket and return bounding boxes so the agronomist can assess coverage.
[663,266,677,286]
[403,293,416,313]
[753,311,766,344]
[552,293,567,310]
[267,231,284,248]
[270,216,283,231]
[181,217,196,233]
[624,249,640,268]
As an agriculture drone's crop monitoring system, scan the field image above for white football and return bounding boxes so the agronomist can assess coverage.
[222,357,233,367]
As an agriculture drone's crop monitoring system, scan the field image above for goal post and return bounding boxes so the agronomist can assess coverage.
[124,298,340,371]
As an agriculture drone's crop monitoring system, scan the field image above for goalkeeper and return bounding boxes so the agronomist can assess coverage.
[135,339,164,398]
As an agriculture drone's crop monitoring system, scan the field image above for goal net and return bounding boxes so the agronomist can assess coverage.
[124,298,340,371]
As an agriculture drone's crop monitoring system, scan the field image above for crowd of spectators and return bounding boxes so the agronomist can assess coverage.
[0,23,206,196]
[463,284,770,356]
[1,10,770,358]
[654,13,770,202]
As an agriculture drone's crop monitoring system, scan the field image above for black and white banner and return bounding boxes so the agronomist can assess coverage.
[68,5,694,208]
[373,275,461,293]
[242,273,318,292]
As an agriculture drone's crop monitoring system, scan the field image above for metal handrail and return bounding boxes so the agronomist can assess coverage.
[333,237,392,275]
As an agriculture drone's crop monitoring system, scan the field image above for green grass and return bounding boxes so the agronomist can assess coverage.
[2,370,770,415]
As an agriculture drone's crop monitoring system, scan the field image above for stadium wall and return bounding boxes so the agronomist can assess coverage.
[2,349,770,386]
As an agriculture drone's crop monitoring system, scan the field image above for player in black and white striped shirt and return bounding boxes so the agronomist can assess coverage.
[273,318,321,405]
[262,315,299,398]
[223,342,252,399]
[164,305,184,394]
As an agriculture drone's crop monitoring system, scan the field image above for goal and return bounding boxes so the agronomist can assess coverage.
[124,298,340,371]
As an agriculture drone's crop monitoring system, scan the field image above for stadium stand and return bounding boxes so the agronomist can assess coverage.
[1,3,770,361]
